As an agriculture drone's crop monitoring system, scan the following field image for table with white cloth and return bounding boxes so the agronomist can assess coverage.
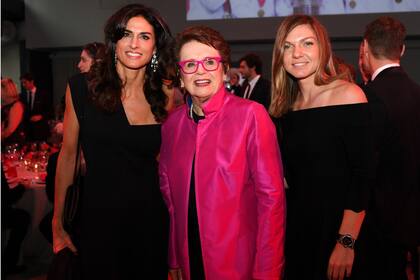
[3,158,54,266]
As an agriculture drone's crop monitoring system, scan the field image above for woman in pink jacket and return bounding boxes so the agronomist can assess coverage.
[159,26,286,280]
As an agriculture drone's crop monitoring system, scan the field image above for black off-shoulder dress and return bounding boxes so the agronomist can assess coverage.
[274,103,374,280]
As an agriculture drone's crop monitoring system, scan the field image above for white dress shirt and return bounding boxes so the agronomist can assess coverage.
[371,63,400,81]
[244,75,261,99]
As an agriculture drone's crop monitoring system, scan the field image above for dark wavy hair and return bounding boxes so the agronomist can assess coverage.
[87,4,177,122]
[83,42,106,62]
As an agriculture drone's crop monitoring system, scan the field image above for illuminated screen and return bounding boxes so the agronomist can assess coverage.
[186,0,420,20]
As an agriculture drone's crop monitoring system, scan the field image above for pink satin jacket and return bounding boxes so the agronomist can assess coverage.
[159,87,285,280]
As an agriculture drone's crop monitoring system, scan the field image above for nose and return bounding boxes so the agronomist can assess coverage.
[130,37,139,49]
[196,62,206,74]
[292,45,303,58]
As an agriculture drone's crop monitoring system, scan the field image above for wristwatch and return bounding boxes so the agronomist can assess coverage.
[337,234,356,249]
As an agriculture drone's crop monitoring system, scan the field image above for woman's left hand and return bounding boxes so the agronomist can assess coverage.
[30,114,43,122]
[327,243,354,280]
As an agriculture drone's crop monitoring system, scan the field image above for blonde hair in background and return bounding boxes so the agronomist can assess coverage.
[1,77,19,104]
[270,15,342,117]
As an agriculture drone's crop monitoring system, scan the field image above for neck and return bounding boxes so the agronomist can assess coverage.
[118,66,146,99]
[369,57,400,74]
[191,98,205,116]
[297,75,316,98]
[297,75,328,104]
[248,72,258,81]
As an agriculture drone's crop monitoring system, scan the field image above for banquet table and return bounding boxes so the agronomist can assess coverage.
[3,158,54,265]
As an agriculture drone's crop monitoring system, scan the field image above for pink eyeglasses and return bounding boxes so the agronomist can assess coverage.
[178,57,223,74]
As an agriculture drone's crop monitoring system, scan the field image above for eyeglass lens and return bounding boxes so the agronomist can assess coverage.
[180,57,221,74]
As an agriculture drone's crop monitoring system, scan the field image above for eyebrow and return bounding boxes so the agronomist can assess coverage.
[124,29,153,36]
[285,36,317,44]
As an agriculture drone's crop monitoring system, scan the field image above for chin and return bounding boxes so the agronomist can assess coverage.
[293,71,315,80]
[191,92,214,102]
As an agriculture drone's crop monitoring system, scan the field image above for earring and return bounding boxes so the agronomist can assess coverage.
[151,52,158,73]
[114,52,118,65]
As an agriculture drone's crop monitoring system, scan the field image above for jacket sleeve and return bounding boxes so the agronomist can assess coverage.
[159,123,179,269]
[247,104,286,279]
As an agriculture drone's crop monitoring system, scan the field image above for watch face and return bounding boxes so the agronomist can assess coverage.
[342,236,353,246]
[338,234,355,249]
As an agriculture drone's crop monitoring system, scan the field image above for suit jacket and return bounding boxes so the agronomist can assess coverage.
[20,88,51,120]
[238,77,271,110]
[20,88,52,141]
[364,66,420,247]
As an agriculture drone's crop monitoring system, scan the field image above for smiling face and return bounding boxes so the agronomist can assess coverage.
[78,49,94,73]
[115,16,156,71]
[282,24,319,83]
[179,40,225,105]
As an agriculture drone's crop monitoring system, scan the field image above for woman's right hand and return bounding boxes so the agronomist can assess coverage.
[169,268,183,280]
[52,217,78,254]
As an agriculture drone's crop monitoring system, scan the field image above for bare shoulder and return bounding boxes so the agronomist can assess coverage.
[13,100,25,110]
[327,79,367,105]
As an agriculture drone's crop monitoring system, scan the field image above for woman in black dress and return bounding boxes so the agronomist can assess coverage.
[52,4,176,279]
[1,78,25,146]
[77,42,105,74]
[270,15,374,280]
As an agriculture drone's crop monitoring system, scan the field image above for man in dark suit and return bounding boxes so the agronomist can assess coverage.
[237,53,271,110]
[361,16,420,279]
[20,73,51,142]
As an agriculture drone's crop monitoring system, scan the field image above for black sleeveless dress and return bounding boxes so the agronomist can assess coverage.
[274,104,374,280]
[68,74,169,279]
[1,101,26,146]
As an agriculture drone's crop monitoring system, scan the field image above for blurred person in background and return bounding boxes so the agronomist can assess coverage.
[51,42,107,142]
[333,55,356,83]
[238,53,271,110]
[20,73,51,142]
[225,67,242,95]
[77,42,106,74]
[1,78,25,146]
[358,42,371,85]
[361,16,420,280]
